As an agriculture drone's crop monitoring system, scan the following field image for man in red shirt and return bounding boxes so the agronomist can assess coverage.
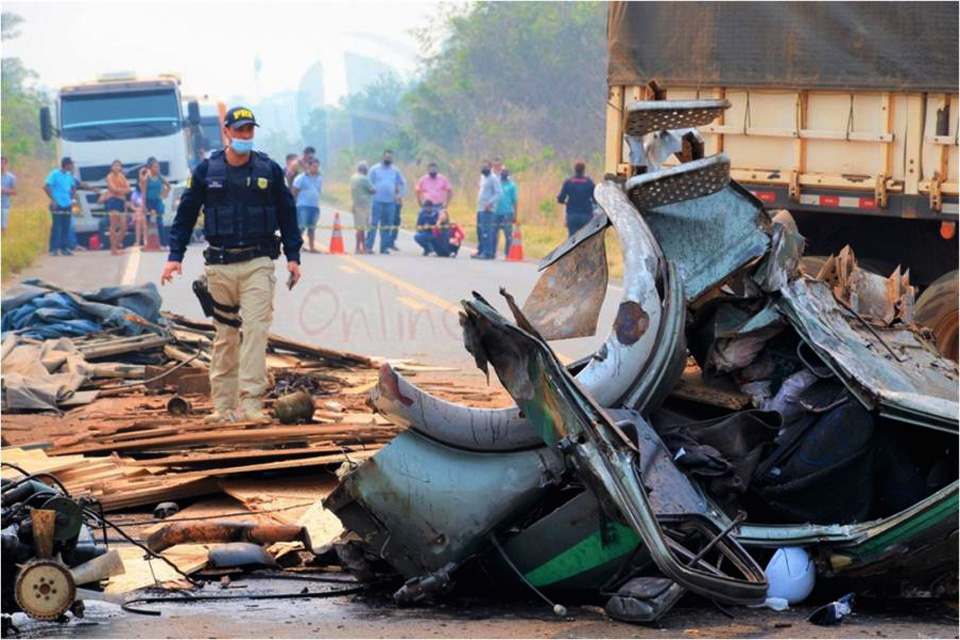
[415,162,453,212]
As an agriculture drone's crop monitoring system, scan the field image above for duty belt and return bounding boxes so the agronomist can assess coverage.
[203,236,281,265]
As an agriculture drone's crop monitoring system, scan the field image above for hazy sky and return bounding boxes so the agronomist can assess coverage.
[4,0,447,105]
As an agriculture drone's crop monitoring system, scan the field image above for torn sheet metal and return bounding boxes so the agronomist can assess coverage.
[642,182,771,302]
[324,429,564,580]
[522,229,609,341]
[537,211,610,271]
[369,362,541,452]
[815,246,916,326]
[373,181,677,442]
[753,210,805,293]
[619,261,687,413]
[779,278,959,432]
[574,182,665,407]
[460,293,768,605]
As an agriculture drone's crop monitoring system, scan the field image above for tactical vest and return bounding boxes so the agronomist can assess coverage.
[202,150,279,244]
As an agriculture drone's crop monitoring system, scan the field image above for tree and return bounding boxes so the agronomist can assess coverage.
[1,12,52,161]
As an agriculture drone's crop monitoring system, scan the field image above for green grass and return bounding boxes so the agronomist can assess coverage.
[2,208,50,281]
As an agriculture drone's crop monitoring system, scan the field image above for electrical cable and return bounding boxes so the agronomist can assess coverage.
[96,350,203,390]
[121,585,366,616]
[489,535,567,617]
[1,466,72,496]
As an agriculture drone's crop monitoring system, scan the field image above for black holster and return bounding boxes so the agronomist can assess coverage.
[193,277,242,328]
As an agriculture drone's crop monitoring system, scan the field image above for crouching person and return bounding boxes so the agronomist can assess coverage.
[434,210,464,258]
[414,199,440,256]
[160,107,303,425]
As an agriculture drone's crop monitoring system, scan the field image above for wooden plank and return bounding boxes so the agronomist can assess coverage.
[173,450,377,480]
[50,423,398,456]
[107,544,211,594]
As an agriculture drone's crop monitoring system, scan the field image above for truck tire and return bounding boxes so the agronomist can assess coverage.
[915,270,959,361]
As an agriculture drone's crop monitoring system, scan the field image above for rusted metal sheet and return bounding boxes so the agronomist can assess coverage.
[537,211,610,271]
[815,246,916,326]
[145,521,308,553]
[522,230,609,341]
[779,278,959,432]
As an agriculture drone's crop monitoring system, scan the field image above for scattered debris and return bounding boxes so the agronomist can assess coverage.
[808,593,855,626]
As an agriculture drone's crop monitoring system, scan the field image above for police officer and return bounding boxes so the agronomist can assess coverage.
[161,107,303,425]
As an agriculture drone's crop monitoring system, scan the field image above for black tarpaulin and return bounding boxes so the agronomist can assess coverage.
[607,2,959,92]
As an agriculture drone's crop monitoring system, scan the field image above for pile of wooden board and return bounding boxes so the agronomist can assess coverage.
[3,411,394,512]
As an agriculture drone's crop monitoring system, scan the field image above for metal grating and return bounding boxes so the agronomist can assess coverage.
[626,154,731,211]
[625,99,731,137]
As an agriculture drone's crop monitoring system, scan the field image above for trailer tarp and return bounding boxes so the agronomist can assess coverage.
[608,2,959,92]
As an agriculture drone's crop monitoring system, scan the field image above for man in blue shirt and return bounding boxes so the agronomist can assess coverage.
[43,157,100,256]
[292,157,323,253]
[557,161,596,237]
[494,168,518,258]
[366,150,407,255]
[413,200,440,256]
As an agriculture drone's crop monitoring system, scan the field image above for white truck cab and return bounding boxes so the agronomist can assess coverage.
[40,72,200,243]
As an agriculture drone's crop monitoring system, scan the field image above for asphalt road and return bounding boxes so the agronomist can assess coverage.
[9,205,620,368]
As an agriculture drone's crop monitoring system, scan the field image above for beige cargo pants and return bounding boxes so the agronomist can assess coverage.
[205,256,276,414]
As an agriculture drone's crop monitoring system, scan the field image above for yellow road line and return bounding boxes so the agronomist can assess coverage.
[338,265,358,274]
[337,253,462,313]
[397,295,428,311]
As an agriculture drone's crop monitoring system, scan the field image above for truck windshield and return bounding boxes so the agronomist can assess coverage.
[61,89,181,142]
[200,117,223,151]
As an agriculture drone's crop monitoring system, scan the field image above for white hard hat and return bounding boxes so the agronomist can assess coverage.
[765,547,816,605]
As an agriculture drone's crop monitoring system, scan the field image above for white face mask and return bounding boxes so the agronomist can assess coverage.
[229,135,254,154]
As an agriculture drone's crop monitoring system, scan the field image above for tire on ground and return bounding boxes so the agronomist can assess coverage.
[915,270,959,361]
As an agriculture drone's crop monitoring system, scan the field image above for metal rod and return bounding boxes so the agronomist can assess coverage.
[685,512,745,569]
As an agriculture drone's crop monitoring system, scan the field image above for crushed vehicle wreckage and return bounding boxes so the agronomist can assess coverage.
[327,98,958,623]
[0,98,956,632]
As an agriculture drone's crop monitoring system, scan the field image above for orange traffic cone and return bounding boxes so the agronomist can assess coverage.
[328,212,345,254]
[507,223,524,262]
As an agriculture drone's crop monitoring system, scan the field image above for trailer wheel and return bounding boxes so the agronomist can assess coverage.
[915,270,959,361]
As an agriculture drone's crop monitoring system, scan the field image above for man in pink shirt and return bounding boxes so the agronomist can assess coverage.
[416,162,452,211]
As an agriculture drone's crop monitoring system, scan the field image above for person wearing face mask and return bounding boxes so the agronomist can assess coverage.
[557,161,597,237]
[366,150,407,255]
[494,167,518,258]
[472,160,503,259]
[161,107,303,426]
[416,162,452,212]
